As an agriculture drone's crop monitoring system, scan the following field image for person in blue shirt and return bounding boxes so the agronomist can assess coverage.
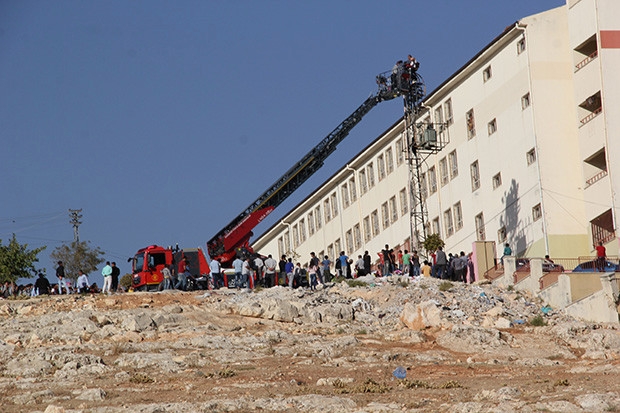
[501,243,512,266]
[339,251,349,278]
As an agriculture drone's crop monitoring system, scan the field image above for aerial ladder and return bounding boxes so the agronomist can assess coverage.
[207,61,426,266]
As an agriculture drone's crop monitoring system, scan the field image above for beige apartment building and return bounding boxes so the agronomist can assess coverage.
[252,0,619,273]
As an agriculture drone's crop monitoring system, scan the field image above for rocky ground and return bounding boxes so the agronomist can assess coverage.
[1,276,619,413]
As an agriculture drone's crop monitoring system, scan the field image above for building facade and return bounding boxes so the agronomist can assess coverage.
[252,0,619,272]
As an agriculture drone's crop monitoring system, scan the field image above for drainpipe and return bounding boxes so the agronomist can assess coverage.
[515,22,550,256]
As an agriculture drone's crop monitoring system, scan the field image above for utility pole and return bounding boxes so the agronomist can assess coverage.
[68,209,83,242]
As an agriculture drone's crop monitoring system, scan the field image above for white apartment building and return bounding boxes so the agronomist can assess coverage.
[252,0,619,273]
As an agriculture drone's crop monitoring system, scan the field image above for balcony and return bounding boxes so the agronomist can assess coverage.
[585,169,608,188]
[580,106,602,126]
[575,50,598,72]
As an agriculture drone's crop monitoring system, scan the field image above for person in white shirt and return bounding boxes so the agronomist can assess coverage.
[77,270,90,294]
[263,255,278,288]
[210,258,223,289]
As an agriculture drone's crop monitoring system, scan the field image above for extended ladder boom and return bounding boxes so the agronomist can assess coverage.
[208,67,424,265]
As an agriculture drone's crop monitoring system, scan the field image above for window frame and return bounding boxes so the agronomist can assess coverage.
[470,160,480,191]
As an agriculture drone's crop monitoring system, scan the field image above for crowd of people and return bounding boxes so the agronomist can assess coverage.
[1,242,480,300]
[203,242,477,292]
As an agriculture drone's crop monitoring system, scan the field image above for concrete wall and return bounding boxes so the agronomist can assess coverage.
[492,256,618,323]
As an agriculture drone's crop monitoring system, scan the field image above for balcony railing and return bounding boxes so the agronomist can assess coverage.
[575,50,598,72]
[579,107,602,127]
[585,170,608,188]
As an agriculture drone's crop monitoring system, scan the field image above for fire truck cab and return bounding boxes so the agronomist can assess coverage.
[130,245,172,291]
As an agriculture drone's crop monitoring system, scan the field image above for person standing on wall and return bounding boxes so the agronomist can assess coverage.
[595,241,607,272]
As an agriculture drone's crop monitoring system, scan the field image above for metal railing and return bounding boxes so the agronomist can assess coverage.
[585,170,608,188]
[579,106,602,126]
[575,50,598,72]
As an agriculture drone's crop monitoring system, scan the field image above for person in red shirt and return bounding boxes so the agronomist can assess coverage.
[595,241,606,272]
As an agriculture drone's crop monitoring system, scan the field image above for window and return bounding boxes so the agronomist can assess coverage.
[453,202,463,231]
[466,109,476,139]
[349,177,357,202]
[487,118,497,135]
[444,99,453,125]
[470,160,480,191]
[475,213,485,241]
[517,37,526,54]
[521,92,530,109]
[532,203,542,221]
[359,169,368,194]
[345,229,353,254]
[386,148,394,174]
[278,237,284,258]
[434,106,443,124]
[314,206,322,229]
[443,208,454,237]
[420,172,428,200]
[327,244,334,261]
[377,155,386,181]
[284,231,290,253]
[381,202,390,229]
[323,199,331,222]
[367,163,375,188]
[492,172,502,189]
[371,210,380,237]
[449,150,458,178]
[389,196,398,223]
[526,148,536,165]
[341,184,350,208]
[299,219,306,242]
[353,224,362,250]
[396,136,405,165]
[428,166,437,194]
[307,212,315,235]
[498,226,507,244]
[399,188,408,216]
[292,224,299,248]
[591,209,615,246]
[363,216,372,242]
[432,217,440,237]
[483,65,492,82]
[439,157,449,186]
[334,239,341,255]
[330,193,338,217]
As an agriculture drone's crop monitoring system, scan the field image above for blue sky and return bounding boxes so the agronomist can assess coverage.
[1,0,564,287]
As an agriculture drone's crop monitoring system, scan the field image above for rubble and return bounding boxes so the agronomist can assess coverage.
[0,276,618,412]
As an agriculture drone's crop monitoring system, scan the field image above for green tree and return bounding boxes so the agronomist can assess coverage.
[422,233,445,255]
[50,240,105,282]
[0,234,47,283]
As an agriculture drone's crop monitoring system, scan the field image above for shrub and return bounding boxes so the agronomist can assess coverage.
[346,279,367,288]
[119,273,132,290]
[439,281,453,292]
[529,315,547,326]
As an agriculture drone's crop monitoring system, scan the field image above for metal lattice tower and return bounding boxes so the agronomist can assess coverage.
[68,209,83,242]
[402,73,449,251]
